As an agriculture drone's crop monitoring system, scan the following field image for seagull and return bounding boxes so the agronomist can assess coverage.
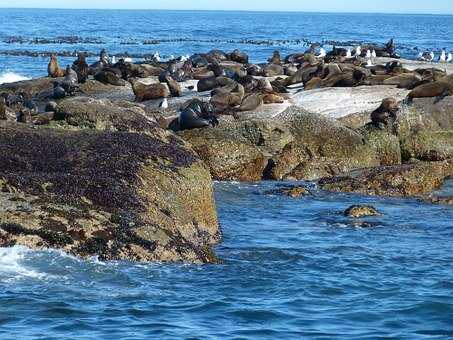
[366,59,374,67]
[317,48,326,58]
[355,46,362,57]
[429,52,435,62]
[371,50,377,58]
[159,98,168,109]
[346,49,352,59]
[153,52,161,62]
[111,56,117,64]
[124,57,133,63]
[439,50,447,63]
[366,49,372,59]
[448,53,453,63]
[180,55,188,62]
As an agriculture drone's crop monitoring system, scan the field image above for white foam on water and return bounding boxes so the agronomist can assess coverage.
[0,246,48,282]
[0,71,30,85]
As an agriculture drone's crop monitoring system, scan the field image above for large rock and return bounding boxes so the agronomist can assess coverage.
[79,79,134,101]
[0,77,57,97]
[269,107,380,180]
[178,124,268,181]
[0,122,220,263]
[55,97,157,132]
[292,85,409,119]
[401,131,453,162]
[319,160,453,197]
[360,126,402,166]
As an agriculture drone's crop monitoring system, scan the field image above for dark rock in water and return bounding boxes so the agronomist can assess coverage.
[0,121,220,263]
[344,205,381,218]
[424,196,453,205]
[319,160,453,197]
[265,186,311,198]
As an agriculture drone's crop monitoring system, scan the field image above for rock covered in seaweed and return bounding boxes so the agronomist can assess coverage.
[0,121,220,263]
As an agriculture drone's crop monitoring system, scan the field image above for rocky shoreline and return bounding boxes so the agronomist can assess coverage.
[1,43,452,263]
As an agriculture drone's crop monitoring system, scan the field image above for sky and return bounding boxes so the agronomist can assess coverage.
[0,0,452,14]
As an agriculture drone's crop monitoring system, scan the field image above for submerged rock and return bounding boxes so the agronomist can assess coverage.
[0,121,220,263]
[265,186,311,198]
[344,205,382,218]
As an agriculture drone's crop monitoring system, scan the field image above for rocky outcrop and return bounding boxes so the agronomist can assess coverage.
[0,121,220,263]
[319,160,453,197]
[269,107,379,180]
[55,97,157,132]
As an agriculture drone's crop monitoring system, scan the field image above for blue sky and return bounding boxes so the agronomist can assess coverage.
[0,0,452,14]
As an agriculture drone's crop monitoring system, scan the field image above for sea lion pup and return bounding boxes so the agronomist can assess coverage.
[179,98,218,130]
[405,81,453,104]
[72,52,90,83]
[131,80,170,102]
[47,54,66,78]
[269,50,282,65]
[370,98,399,129]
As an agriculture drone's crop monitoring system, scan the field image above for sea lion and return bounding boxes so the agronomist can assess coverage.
[382,73,423,89]
[210,83,245,111]
[237,93,263,112]
[197,77,217,92]
[269,50,281,65]
[257,78,273,92]
[229,49,249,64]
[247,64,263,76]
[72,52,90,83]
[262,93,285,104]
[284,64,298,76]
[370,97,399,129]
[304,77,322,90]
[263,63,284,77]
[179,98,218,130]
[132,81,170,102]
[89,49,110,74]
[406,81,453,103]
[94,68,126,86]
[45,101,58,112]
[163,74,182,97]
[238,75,259,92]
[48,54,66,78]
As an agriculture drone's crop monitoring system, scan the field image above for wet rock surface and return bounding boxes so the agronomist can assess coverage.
[0,121,220,263]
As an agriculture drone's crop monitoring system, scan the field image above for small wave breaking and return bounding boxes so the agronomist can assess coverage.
[0,71,30,84]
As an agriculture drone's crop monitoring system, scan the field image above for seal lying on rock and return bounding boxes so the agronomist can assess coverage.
[90,49,110,74]
[53,66,79,99]
[47,54,66,78]
[132,80,170,102]
[94,67,126,86]
[179,98,219,130]
[406,81,453,104]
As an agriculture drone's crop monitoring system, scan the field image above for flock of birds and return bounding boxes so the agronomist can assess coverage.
[418,50,453,63]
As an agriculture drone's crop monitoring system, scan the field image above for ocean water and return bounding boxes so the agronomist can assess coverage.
[1,9,453,80]
[1,9,453,339]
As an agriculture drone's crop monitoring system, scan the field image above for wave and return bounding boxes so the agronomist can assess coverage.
[0,71,30,84]
[0,246,48,282]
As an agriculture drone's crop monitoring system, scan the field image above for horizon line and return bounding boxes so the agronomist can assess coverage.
[0,7,452,16]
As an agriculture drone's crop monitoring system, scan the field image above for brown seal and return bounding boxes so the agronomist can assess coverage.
[72,52,90,83]
[406,81,453,103]
[237,93,263,112]
[269,50,281,65]
[370,98,399,128]
[47,54,66,78]
[132,80,170,102]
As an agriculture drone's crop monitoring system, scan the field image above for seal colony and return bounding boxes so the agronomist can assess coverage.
[1,38,453,262]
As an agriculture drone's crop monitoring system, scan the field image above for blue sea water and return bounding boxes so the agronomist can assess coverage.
[1,9,453,339]
[1,9,453,79]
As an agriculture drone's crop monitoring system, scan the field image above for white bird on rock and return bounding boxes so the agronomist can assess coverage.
[366,49,372,59]
[159,98,168,109]
[371,50,377,58]
[355,46,362,57]
[346,49,352,59]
